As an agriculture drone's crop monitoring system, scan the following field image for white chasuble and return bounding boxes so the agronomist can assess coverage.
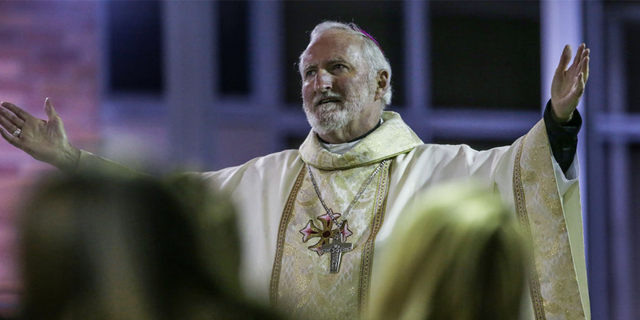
[76,111,590,320]
[270,161,392,319]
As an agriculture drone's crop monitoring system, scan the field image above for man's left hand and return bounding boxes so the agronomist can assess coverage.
[551,43,590,123]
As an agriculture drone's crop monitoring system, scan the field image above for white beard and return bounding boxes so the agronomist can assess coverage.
[303,86,372,136]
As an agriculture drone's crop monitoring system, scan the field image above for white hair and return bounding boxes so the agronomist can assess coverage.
[300,21,393,107]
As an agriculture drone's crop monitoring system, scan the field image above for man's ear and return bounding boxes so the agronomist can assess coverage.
[374,70,390,101]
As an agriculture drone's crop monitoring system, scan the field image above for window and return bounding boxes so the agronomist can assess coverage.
[430,1,540,111]
[217,1,250,95]
[107,0,163,94]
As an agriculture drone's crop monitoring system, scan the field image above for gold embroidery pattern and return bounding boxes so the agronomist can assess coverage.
[513,134,547,320]
[517,121,586,320]
[273,163,382,319]
[270,166,307,306]
[357,160,391,317]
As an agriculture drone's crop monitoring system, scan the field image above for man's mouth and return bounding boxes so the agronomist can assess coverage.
[316,98,341,107]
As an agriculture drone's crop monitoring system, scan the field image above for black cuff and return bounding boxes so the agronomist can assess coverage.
[543,100,581,173]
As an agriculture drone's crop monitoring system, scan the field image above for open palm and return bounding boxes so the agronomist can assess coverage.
[551,44,590,122]
[0,98,79,171]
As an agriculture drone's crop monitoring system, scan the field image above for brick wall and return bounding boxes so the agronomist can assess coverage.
[0,1,100,313]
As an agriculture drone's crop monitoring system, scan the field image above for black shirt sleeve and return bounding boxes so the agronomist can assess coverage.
[543,100,582,174]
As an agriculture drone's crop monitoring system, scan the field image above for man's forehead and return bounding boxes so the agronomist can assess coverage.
[301,54,351,67]
[301,30,363,66]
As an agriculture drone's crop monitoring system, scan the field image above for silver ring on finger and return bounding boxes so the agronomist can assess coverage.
[12,128,21,137]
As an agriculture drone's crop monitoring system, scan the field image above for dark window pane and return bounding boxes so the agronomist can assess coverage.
[285,134,307,150]
[629,144,640,307]
[430,1,540,111]
[284,1,405,107]
[108,0,163,94]
[217,0,249,95]
[625,22,640,113]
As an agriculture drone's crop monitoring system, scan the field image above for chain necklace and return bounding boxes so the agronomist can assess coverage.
[307,160,386,226]
[299,160,387,273]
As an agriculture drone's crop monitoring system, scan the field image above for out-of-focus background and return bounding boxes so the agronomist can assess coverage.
[0,1,637,319]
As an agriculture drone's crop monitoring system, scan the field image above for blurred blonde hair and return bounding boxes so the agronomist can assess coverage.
[369,181,528,320]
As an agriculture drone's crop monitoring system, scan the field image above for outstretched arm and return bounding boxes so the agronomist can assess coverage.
[0,98,80,172]
[551,43,590,122]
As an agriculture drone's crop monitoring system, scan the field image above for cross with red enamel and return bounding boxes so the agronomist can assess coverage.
[299,209,354,272]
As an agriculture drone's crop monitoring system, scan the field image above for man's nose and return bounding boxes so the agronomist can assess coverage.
[314,71,332,92]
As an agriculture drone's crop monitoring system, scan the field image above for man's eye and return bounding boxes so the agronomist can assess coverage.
[306,70,316,77]
[333,64,346,70]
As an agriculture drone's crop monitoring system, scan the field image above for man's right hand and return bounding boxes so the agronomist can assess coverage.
[0,98,80,172]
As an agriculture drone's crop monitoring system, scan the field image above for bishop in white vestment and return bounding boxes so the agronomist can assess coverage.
[0,21,592,320]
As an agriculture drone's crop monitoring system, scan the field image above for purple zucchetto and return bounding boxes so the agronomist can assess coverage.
[354,26,384,54]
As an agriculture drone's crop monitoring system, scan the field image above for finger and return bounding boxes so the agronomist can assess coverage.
[582,47,590,59]
[583,56,590,83]
[44,97,59,121]
[0,127,21,149]
[556,44,572,73]
[571,43,585,69]
[575,72,586,97]
[0,111,20,133]
[569,45,586,77]
[0,107,25,128]
[0,102,32,122]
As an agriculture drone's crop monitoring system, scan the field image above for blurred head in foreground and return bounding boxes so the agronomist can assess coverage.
[19,172,279,320]
[369,181,528,320]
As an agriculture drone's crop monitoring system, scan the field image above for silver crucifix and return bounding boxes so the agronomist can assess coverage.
[321,236,353,273]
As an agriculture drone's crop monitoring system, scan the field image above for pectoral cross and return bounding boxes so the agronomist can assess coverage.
[300,213,354,273]
[321,235,353,273]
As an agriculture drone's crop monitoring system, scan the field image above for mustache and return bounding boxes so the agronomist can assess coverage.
[313,93,343,107]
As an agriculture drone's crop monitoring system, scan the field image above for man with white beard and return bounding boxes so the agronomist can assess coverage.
[0,21,590,320]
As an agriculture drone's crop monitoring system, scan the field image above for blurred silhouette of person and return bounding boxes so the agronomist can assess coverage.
[19,172,283,320]
[369,181,528,320]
